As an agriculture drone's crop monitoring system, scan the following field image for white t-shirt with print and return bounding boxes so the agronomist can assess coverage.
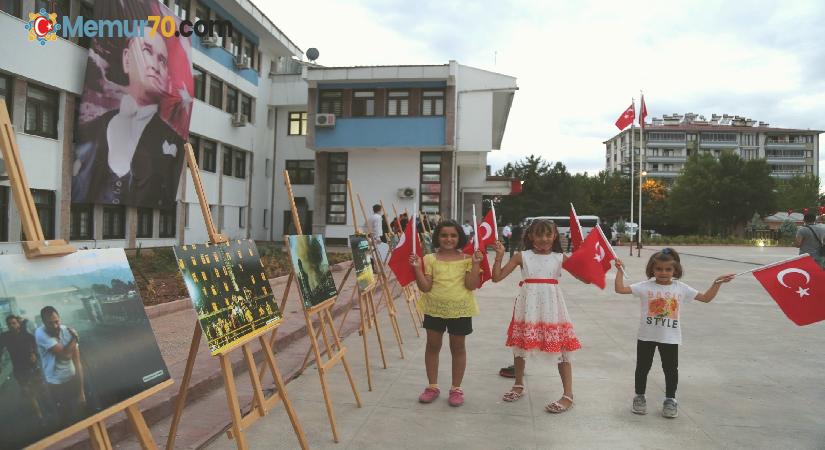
[630,280,699,345]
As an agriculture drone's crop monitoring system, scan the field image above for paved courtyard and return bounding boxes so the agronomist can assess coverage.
[205,245,825,450]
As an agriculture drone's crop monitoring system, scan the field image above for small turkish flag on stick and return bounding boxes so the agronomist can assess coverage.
[562,225,616,289]
[751,255,825,326]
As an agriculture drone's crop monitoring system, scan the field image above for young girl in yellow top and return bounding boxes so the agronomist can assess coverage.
[410,219,484,407]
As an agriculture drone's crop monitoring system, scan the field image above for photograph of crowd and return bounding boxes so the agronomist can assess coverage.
[349,235,375,291]
[287,235,339,308]
[0,249,169,448]
[174,240,282,355]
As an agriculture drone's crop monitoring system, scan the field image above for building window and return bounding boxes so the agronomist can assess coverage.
[319,90,343,116]
[202,139,217,172]
[387,91,409,116]
[189,134,201,166]
[0,73,11,122]
[285,160,314,184]
[25,84,59,138]
[422,90,444,116]
[700,133,737,143]
[76,1,94,48]
[223,146,233,176]
[70,204,93,240]
[102,205,125,239]
[169,0,187,19]
[0,186,8,242]
[352,91,375,117]
[233,150,246,178]
[36,0,68,16]
[1,0,20,17]
[209,77,223,109]
[241,94,252,122]
[263,209,268,229]
[193,66,205,101]
[136,208,153,238]
[24,189,55,240]
[326,153,347,224]
[226,86,238,114]
[194,4,209,23]
[420,153,442,214]
[214,14,226,48]
[159,208,176,237]
[238,206,245,228]
[242,40,254,65]
[288,112,307,135]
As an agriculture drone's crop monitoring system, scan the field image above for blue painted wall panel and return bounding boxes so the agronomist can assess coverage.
[315,117,445,148]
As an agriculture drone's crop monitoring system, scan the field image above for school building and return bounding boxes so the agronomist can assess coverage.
[0,0,518,252]
[604,113,821,183]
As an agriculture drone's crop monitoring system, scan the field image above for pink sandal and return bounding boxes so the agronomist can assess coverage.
[502,385,526,402]
[448,387,464,406]
[418,386,440,403]
[545,394,574,413]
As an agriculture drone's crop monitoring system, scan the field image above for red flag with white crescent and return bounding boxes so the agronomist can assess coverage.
[752,255,825,326]
[562,226,615,289]
[388,216,421,287]
[569,203,584,252]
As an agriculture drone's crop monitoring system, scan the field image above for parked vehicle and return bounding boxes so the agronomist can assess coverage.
[521,215,601,238]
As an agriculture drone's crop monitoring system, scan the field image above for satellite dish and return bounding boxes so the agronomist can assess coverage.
[306,48,319,62]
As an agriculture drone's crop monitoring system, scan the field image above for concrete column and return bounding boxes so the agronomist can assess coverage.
[409,89,421,116]
[312,151,328,236]
[93,204,103,240]
[126,206,137,248]
[306,88,317,148]
[342,89,352,118]
[59,94,75,240]
[445,85,456,148]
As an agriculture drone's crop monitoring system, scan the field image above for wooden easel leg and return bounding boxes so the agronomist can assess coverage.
[367,291,388,369]
[257,273,295,385]
[242,344,267,418]
[220,354,248,450]
[325,308,362,408]
[383,282,406,358]
[259,336,309,450]
[166,322,202,450]
[126,404,158,450]
[403,287,422,337]
[88,422,113,450]
[358,293,373,391]
[307,314,340,443]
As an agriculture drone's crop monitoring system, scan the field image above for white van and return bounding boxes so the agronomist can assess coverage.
[522,215,601,238]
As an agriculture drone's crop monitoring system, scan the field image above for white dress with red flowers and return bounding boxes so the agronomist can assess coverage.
[506,250,581,361]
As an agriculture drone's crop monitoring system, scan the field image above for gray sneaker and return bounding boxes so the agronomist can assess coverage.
[631,395,647,415]
[662,398,678,418]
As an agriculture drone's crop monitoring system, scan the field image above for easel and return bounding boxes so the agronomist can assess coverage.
[0,100,171,449]
[165,145,307,450]
[380,202,423,336]
[284,170,362,443]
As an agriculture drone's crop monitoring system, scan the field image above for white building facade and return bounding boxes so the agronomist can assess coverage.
[0,0,517,252]
[605,113,821,183]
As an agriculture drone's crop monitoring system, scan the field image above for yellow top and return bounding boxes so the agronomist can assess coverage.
[417,253,479,318]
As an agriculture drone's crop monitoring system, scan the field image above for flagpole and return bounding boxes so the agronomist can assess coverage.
[595,223,629,280]
[728,254,810,279]
[412,201,417,257]
[491,200,499,240]
[629,98,635,256]
[472,204,479,251]
[638,91,645,258]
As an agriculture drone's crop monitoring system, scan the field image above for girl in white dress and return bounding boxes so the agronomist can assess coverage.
[492,219,581,413]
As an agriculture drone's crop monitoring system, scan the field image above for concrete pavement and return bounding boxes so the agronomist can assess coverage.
[200,245,825,449]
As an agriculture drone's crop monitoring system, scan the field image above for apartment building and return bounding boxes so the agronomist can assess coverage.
[604,113,821,182]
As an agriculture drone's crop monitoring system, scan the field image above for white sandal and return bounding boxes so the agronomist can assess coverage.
[502,385,526,402]
[545,394,574,413]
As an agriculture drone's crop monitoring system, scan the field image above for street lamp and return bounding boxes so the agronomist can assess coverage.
[637,170,647,257]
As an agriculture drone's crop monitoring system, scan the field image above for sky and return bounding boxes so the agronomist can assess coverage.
[261,0,825,186]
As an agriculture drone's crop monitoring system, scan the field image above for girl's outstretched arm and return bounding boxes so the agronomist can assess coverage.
[614,260,632,294]
[695,274,735,302]
[409,254,433,292]
[492,241,522,282]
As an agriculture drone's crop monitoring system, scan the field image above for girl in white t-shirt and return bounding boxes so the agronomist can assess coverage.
[614,248,733,419]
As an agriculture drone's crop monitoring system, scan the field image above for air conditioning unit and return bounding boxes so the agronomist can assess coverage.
[231,112,248,127]
[315,113,336,127]
[200,35,218,47]
[234,54,251,70]
[397,187,416,199]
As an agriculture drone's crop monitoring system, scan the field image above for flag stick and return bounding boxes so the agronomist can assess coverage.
[595,224,630,280]
[412,201,417,258]
[472,204,479,251]
[491,201,499,240]
[728,254,810,279]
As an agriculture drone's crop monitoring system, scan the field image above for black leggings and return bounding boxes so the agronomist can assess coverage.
[635,340,678,398]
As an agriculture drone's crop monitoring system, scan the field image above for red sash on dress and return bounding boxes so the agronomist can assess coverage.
[518,278,558,286]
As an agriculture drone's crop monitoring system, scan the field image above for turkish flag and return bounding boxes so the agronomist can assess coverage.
[562,226,615,289]
[639,95,648,129]
[569,203,584,252]
[388,216,421,287]
[752,255,825,326]
[463,213,493,286]
[615,103,635,130]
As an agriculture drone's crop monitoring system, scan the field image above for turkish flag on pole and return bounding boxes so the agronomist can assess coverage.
[463,212,494,287]
[639,95,648,129]
[562,226,616,289]
[569,203,584,252]
[615,102,635,130]
[388,214,421,287]
[751,255,825,326]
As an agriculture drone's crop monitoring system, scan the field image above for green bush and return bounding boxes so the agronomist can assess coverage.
[643,235,793,246]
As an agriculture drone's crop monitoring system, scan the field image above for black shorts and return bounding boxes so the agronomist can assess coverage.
[422,315,473,336]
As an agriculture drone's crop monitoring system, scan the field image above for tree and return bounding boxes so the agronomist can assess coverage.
[668,154,719,234]
[775,175,820,211]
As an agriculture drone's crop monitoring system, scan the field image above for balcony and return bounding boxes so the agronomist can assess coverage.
[765,141,808,150]
[765,157,806,164]
[646,155,686,163]
[699,141,739,149]
[770,170,806,179]
[645,171,680,178]
[314,116,446,149]
[645,140,686,147]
